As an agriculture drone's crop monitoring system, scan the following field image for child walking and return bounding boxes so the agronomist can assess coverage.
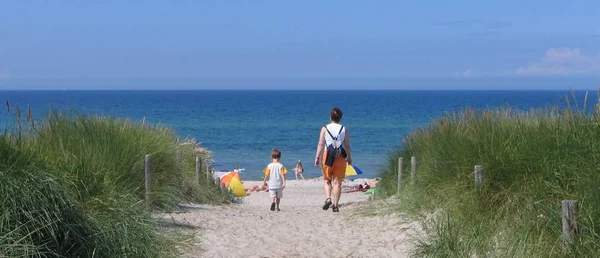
[262,149,287,211]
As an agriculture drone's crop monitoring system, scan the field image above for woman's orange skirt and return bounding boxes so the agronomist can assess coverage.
[321,147,347,181]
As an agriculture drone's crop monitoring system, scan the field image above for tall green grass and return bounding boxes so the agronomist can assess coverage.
[0,137,96,257]
[1,107,230,257]
[378,96,600,257]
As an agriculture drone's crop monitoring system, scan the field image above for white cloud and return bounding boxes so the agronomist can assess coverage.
[454,69,473,77]
[517,48,600,75]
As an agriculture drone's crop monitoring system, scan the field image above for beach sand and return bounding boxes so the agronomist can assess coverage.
[156,179,419,258]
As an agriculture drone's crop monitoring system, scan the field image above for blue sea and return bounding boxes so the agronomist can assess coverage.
[0,90,592,179]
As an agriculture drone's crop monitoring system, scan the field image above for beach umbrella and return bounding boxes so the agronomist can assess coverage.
[220,171,241,187]
[218,171,247,197]
[345,164,364,176]
[214,171,229,180]
[228,176,247,197]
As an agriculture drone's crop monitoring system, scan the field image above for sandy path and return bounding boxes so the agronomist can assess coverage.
[156,179,420,258]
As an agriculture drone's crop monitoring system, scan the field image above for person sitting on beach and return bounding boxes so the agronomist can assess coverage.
[294,160,305,181]
[262,149,287,211]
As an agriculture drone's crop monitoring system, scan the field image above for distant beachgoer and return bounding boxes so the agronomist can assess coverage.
[370,178,379,188]
[294,160,305,181]
[314,107,352,212]
[362,182,370,192]
[245,184,268,192]
[342,184,364,193]
[262,149,287,211]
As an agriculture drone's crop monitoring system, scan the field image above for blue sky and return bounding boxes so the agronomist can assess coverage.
[1,1,599,89]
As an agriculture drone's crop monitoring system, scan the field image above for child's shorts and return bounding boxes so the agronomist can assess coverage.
[269,188,283,198]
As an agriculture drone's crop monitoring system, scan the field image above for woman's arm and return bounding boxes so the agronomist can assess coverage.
[344,128,352,165]
[315,127,326,166]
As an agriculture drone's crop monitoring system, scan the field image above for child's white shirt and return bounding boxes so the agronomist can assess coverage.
[264,162,287,189]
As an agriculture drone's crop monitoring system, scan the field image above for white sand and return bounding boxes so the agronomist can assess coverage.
[156,179,420,258]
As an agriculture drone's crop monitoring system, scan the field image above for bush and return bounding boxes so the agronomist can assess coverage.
[1,109,230,257]
[0,137,97,257]
[378,103,600,257]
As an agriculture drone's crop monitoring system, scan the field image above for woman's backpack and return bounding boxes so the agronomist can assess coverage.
[324,125,347,167]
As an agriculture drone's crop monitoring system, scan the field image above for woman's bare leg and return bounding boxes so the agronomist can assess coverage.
[323,179,332,200]
[332,177,342,207]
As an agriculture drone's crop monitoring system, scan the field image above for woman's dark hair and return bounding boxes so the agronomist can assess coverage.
[330,107,343,123]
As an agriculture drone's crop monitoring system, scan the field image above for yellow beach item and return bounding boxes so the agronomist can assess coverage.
[219,171,241,186]
[228,176,247,197]
[345,164,364,176]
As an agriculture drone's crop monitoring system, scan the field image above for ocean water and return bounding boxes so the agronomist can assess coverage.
[0,90,591,180]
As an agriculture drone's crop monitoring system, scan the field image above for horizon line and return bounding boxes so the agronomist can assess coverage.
[0,88,592,92]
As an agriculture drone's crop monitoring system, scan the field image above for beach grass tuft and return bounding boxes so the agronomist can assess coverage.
[1,108,229,257]
[378,91,600,257]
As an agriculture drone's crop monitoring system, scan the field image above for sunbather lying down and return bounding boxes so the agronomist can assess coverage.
[245,184,268,192]
[342,182,373,193]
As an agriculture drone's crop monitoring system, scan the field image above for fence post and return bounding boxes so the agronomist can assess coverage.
[144,154,152,205]
[206,159,212,181]
[474,165,483,189]
[176,150,183,189]
[195,155,202,187]
[562,200,579,251]
[410,156,417,183]
[397,157,403,193]
[220,182,227,193]
[213,164,220,186]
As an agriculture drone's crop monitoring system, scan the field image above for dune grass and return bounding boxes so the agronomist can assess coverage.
[1,106,231,257]
[377,93,600,257]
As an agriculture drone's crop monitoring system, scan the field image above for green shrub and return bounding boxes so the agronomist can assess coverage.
[0,137,97,257]
[379,103,600,257]
[1,109,230,257]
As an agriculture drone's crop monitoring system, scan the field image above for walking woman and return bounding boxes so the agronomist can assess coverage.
[314,107,352,212]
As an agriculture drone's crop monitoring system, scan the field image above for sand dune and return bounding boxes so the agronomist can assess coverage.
[156,179,420,258]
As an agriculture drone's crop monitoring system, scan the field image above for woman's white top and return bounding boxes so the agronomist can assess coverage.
[324,123,346,148]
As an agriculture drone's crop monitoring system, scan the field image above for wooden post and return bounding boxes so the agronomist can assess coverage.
[209,160,219,185]
[176,150,183,189]
[206,159,211,181]
[397,157,403,193]
[144,154,152,205]
[474,165,483,189]
[562,200,579,250]
[220,182,228,194]
[410,156,417,183]
[195,155,202,186]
